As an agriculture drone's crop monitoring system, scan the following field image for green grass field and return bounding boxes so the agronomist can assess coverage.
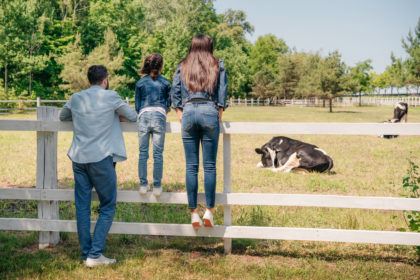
[1,106,419,279]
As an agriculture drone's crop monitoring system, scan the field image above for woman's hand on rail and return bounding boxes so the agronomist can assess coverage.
[175,108,183,123]
[218,108,223,122]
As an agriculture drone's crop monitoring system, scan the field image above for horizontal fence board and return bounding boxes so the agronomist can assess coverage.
[2,120,420,135]
[1,218,419,245]
[1,188,419,211]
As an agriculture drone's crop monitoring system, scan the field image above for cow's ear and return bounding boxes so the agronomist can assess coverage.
[255,148,263,154]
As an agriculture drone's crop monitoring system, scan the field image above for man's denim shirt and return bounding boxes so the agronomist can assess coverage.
[59,86,138,164]
[170,60,228,110]
[135,75,171,113]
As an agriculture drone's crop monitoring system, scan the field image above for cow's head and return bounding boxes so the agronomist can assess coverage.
[393,102,408,122]
[255,145,278,168]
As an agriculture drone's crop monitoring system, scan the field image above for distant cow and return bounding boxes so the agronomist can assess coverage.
[382,102,408,139]
[255,136,334,173]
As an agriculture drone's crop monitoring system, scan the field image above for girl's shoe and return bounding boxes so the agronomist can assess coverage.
[191,212,203,230]
[139,185,148,194]
[203,209,214,228]
[153,187,162,197]
[85,254,116,268]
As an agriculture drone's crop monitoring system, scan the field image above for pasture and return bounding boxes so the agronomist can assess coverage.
[1,106,420,279]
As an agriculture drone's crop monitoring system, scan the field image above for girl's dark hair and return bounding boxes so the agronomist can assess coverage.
[141,53,163,80]
[181,34,219,94]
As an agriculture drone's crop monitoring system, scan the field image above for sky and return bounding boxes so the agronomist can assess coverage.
[213,0,420,72]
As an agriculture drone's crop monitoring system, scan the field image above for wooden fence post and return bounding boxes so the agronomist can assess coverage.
[36,97,41,107]
[223,133,232,254]
[36,106,60,248]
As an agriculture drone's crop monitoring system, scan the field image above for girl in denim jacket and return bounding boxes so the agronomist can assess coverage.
[135,54,171,196]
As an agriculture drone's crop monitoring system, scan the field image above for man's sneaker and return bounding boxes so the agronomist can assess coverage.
[139,185,148,194]
[153,187,162,197]
[203,209,214,228]
[191,212,203,230]
[85,254,116,268]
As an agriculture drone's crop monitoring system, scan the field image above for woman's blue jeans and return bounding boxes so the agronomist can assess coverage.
[181,102,220,209]
[72,156,117,260]
[138,111,166,188]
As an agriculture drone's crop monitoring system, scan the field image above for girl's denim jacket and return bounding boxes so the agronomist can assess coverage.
[135,75,171,113]
[170,60,228,110]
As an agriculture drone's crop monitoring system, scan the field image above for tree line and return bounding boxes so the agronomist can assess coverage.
[0,0,418,112]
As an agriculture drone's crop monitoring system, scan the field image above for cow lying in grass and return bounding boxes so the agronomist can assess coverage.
[382,102,408,139]
[255,136,334,173]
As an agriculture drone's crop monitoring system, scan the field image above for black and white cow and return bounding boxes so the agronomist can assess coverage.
[382,102,408,139]
[255,136,334,173]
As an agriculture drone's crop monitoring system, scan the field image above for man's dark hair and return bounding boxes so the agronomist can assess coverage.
[87,65,108,85]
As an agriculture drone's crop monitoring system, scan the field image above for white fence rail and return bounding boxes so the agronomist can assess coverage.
[1,107,420,253]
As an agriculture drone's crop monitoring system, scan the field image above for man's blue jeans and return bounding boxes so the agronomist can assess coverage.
[72,156,117,260]
[181,102,220,209]
[138,111,166,188]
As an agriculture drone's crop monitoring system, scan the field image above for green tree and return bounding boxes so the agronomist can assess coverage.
[214,9,253,96]
[402,18,420,94]
[295,52,323,99]
[318,51,348,112]
[250,34,288,99]
[348,60,373,106]
[277,52,304,99]
[58,29,130,95]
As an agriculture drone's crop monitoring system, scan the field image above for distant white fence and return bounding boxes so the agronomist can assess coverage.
[1,96,420,112]
[227,96,420,107]
[1,107,420,253]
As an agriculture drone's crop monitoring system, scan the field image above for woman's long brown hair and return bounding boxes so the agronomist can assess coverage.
[181,35,219,94]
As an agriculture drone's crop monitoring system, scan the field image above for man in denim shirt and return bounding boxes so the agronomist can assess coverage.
[59,65,137,267]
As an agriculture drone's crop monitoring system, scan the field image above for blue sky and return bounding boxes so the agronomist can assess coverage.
[213,0,420,72]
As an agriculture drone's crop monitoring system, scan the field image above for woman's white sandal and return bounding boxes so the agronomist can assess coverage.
[203,209,214,228]
[191,212,203,230]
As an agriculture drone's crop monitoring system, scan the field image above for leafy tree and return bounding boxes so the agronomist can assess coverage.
[318,51,348,112]
[214,9,253,96]
[250,34,288,99]
[348,60,372,106]
[58,29,130,95]
[277,52,304,99]
[249,34,288,75]
[402,18,420,94]
[294,52,323,99]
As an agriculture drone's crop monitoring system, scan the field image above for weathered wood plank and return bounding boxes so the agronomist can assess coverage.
[36,107,60,248]
[1,218,419,246]
[1,188,419,211]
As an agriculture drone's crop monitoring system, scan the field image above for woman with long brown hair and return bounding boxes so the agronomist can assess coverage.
[171,35,228,229]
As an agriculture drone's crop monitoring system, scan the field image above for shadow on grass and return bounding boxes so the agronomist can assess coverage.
[1,231,418,279]
[330,110,361,114]
[231,239,419,265]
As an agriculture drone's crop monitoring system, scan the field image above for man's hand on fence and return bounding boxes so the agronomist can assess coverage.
[119,116,129,122]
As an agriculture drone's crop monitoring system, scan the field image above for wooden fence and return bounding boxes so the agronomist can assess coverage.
[1,107,420,253]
